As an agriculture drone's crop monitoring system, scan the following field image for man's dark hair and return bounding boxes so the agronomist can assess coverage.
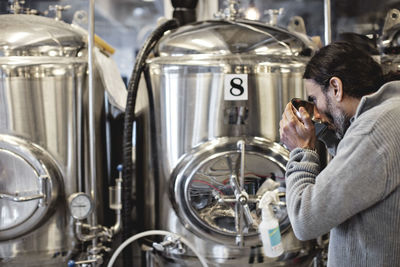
[303,41,384,98]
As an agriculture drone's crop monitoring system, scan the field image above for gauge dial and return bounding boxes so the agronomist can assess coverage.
[68,193,93,220]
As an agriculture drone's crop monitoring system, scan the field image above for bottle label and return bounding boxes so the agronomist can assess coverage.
[268,226,282,247]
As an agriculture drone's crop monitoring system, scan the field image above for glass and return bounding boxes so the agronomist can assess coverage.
[291,97,328,137]
[291,98,315,118]
[109,185,122,210]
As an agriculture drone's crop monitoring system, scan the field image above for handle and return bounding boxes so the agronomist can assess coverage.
[230,174,254,228]
[236,141,253,226]
[229,140,255,246]
[0,175,49,206]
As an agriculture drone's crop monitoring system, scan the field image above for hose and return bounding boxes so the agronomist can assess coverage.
[121,19,179,266]
[107,230,209,267]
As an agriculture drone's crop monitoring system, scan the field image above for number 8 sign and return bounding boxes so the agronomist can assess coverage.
[224,74,248,101]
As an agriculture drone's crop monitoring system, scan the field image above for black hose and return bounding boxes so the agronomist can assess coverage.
[121,19,179,267]
[171,0,198,25]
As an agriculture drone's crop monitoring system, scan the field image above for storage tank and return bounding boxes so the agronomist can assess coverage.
[379,9,400,73]
[0,13,109,266]
[130,17,320,266]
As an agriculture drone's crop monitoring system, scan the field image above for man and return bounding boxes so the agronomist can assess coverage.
[279,41,400,266]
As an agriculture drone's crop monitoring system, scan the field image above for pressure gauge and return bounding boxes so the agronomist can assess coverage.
[68,193,94,220]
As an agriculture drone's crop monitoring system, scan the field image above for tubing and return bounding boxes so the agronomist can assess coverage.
[88,0,98,253]
[107,230,208,267]
[121,19,179,266]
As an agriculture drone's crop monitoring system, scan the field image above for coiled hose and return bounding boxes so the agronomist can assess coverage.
[121,19,179,266]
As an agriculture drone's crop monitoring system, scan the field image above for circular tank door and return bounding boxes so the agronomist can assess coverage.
[171,137,289,246]
[0,135,60,240]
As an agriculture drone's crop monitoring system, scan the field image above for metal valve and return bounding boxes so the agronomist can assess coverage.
[49,5,71,20]
[10,0,25,14]
[153,235,186,255]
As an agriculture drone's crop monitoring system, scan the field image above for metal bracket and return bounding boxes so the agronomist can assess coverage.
[288,16,307,35]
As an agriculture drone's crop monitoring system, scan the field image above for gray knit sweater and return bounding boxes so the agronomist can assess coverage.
[285,81,400,267]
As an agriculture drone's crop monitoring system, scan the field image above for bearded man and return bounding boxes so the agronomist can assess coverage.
[279,41,400,267]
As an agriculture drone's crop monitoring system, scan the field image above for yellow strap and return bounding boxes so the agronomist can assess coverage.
[94,34,115,55]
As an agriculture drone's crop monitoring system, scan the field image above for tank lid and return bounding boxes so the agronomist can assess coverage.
[0,14,86,57]
[156,19,315,57]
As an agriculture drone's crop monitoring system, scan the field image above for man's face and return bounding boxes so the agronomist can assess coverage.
[304,79,351,139]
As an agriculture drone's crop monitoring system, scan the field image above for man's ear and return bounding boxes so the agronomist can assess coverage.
[329,77,343,102]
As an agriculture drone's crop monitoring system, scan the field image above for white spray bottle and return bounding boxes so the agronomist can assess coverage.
[258,189,284,258]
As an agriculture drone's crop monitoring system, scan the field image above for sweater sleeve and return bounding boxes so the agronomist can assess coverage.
[318,128,340,156]
[285,132,387,241]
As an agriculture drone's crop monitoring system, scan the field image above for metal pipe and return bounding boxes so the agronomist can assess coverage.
[75,221,97,242]
[76,63,83,193]
[111,209,122,235]
[324,0,332,45]
[110,174,123,235]
[238,140,245,190]
[230,174,244,246]
[104,92,112,184]
[88,0,98,252]
[238,140,245,244]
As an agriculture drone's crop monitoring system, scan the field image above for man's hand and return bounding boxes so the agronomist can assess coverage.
[279,102,317,151]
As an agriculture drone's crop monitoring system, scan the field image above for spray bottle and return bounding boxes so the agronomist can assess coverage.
[258,189,284,258]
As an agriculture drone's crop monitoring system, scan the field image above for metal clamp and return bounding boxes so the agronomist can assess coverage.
[0,175,49,206]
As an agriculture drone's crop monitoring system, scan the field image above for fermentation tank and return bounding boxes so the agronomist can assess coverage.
[132,18,319,266]
[379,9,400,73]
[0,14,109,266]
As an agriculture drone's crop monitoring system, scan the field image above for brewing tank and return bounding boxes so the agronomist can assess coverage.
[379,9,400,73]
[134,19,318,266]
[0,14,108,266]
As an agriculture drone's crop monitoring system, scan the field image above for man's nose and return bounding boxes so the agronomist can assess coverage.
[313,106,322,120]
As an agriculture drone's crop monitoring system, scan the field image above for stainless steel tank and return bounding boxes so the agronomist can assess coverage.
[0,14,108,266]
[379,9,400,73]
[134,19,318,266]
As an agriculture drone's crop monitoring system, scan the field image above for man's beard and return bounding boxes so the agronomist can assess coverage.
[325,95,352,140]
